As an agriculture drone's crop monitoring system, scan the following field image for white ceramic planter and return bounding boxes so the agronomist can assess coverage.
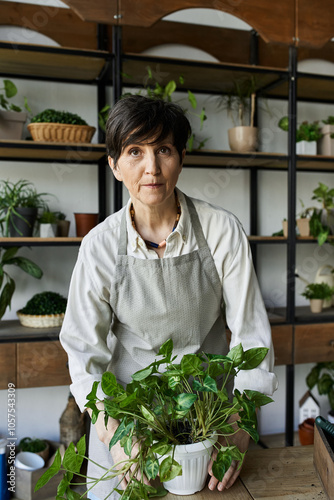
[159,437,216,495]
[310,299,323,314]
[40,223,57,237]
[296,140,317,155]
[319,124,334,156]
[228,126,258,153]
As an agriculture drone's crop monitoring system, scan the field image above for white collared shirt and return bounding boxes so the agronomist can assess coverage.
[60,188,278,410]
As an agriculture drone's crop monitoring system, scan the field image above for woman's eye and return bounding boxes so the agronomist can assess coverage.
[159,146,170,154]
[129,149,140,157]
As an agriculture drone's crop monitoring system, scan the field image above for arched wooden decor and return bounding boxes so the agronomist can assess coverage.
[62,0,295,46]
[297,0,334,49]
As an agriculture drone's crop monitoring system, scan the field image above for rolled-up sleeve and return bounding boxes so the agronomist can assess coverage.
[222,223,278,397]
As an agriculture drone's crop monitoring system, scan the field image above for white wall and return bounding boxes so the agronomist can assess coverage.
[1,4,334,444]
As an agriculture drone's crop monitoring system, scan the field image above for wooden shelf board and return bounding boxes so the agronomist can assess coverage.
[0,140,106,161]
[0,320,60,343]
[0,40,110,81]
[184,150,288,168]
[268,73,334,102]
[122,53,288,95]
[0,237,82,246]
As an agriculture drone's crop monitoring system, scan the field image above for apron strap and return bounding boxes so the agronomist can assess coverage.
[118,194,209,256]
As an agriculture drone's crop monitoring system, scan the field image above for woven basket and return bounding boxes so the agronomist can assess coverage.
[27,122,96,143]
[17,310,65,328]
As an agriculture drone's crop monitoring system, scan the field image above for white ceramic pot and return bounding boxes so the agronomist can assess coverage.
[319,124,334,156]
[159,437,216,495]
[40,223,57,237]
[296,140,317,155]
[310,299,323,314]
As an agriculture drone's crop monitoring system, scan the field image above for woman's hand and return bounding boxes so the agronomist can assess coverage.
[207,415,250,491]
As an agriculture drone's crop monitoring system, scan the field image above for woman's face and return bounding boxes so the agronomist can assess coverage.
[109,134,185,210]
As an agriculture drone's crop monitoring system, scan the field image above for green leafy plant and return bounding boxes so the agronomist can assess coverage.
[301,282,333,300]
[38,210,59,224]
[217,77,257,128]
[19,437,48,453]
[35,338,273,499]
[0,79,31,113]
[0,246,43,319]
[309,182,334,245]
[30,109,88,125]
[55,211,66,221]
[20,291,67,315]
[306,362,334,413]
[99,67,208,151]
[278,117,323,142]
[0,180,51,236]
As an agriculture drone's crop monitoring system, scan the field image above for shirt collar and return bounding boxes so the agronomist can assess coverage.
[125,188,190,250]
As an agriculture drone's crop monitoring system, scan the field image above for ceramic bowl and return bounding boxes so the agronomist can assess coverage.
[15,451,45,470]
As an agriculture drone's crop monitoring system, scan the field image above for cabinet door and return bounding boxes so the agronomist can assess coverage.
[294,323,334,364]
[17,341,71,388]
[0,343,16,389]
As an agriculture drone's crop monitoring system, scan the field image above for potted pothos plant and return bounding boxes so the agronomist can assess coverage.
[99,67,208,152]
[35,338,273,499]
[301,282,334,313]
[309,182,334,245]
[306,362,334,423]
[28,109,96,144]
[0,79,31,140]
[0,246,43,319]
[217,76,258,153]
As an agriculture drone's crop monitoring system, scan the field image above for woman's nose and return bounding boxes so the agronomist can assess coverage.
[145,153,160,174]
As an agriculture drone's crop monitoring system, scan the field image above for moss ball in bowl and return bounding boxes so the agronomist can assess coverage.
[17,291,67,328]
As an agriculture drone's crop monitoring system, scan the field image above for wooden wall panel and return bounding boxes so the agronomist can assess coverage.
[0,0,98,49]
[297,0,334,48]
[294,323,334,364]
[0,343,16,389]
[17,341,71,388]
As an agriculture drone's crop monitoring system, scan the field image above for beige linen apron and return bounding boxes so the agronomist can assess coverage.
[87,195,228,500]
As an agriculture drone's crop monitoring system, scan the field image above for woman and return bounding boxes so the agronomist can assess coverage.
[60,95,278,499]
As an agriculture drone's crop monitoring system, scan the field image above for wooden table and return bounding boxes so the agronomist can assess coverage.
[164,445,327,500]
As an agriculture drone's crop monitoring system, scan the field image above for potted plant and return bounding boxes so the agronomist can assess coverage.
[0,79,31,140]
[100,67,208,152]
[18,437,49,462]
[55,211,70,237]
[28,109,96,144]
[296,199,313,237]
[218,76,257,153]
[309,182,334,245]
[278,117,323,155]
[35,338,273,499]
[301,282,334,313]
[0,179,51,237]
[306,362,334,423]
[17,290,67,328]
[0,246,43,319]
[318,116,334,156]
[38,210,59,237]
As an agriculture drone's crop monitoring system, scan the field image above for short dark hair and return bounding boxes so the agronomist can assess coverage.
[105,95,192,165]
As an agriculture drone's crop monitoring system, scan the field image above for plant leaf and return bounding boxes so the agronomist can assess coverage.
[6,256,43,278]
[227,343,244,367]
[101,372,123,396]
[173,393,197,410]
[34,449,62,491]
[132,366,154,381]
[159,456,182,482]
[86,380,99,401]
[0,278,15,319]
[212,449,232,482]
[244,390,273,408]
[158,338,173,357]
[144,457,159,480]
[180,353,202,375]
[4,79,17,98]
[241,347,269,370]
[141,405,156,423]
[187,90,197,109]
[62,442,81,473]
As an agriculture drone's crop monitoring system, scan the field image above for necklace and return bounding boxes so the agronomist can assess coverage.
[130,194,181,249]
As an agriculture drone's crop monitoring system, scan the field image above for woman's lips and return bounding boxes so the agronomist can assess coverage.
[144,183,163,188]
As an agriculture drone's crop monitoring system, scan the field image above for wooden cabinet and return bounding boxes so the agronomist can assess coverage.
[294,323,334,364]
[0,340,70,390]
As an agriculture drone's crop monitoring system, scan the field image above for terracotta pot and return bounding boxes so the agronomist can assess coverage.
[296,218,310,237]
[74,213,99,237]
[228,126,258,153]
[299,418,315,445]
[310,299,323,313]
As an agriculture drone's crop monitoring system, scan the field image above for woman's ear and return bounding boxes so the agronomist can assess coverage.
[108,156,122,181]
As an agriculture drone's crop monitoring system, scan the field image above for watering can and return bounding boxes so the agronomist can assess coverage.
[315,265,334,308]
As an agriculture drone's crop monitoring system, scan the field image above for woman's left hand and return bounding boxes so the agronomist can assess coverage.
[207,415,250,491]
